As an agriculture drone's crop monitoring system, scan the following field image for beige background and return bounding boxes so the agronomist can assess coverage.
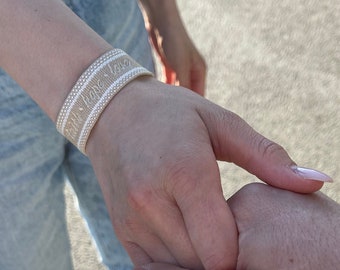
[66,0,340,269]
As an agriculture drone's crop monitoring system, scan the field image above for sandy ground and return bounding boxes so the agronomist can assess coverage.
[66,0,340,269]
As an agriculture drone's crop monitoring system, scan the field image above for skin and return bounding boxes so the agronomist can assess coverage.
[86,77,325,269]
[140,0,207,95]
[228,183,340,270]
[138,183,340,270]
[0,0,325,269]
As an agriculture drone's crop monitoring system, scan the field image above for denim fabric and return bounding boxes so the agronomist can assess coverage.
[0,1,154,269]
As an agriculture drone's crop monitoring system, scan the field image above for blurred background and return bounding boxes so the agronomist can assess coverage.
[66,0,339,268]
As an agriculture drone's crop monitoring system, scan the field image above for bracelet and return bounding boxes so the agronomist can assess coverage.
[56,49,153,154]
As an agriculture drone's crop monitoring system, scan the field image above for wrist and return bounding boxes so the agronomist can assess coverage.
[85,76,158,159]
[56,49,153,154]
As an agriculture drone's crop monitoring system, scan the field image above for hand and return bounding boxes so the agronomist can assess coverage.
[148,20,206,96]
[229,183,340,270]
[135,263,188,270]
[140,0,206,96]
[87,77,326,269]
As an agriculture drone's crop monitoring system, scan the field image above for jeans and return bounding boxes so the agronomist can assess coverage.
[0,0,154,269]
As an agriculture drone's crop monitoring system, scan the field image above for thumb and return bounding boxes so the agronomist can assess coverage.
[199,105,332,193]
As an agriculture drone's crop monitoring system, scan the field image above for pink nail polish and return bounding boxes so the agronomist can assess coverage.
[291,166,333,183]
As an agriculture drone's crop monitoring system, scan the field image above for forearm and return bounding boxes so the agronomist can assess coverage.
[0,0,111,121]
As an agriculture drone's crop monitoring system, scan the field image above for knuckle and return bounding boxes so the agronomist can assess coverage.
[229,183,267,215]
[257,136,287,159]
[237,182,269,198]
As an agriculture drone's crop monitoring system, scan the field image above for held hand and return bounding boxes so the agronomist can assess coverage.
[86,78,328,269]
[228,183,340,270]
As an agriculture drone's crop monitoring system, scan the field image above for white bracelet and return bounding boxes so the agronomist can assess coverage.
[56,49,153,154]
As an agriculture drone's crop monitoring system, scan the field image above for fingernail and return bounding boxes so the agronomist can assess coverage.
[291,166,333,183]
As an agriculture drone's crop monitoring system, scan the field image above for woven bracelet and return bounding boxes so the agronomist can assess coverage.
[56,49,153,154]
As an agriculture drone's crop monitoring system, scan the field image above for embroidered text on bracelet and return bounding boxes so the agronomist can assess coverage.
[56,49,153,154]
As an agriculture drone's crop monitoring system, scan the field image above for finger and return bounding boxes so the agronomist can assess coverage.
[175,63,206,96]
[227,183,273,232]
[121,225,176,266]
[190,69,205,96]
[175,65,191,90]
[173,150,238,270]
[149,28,163,59]
[135,262,189,270]
[126,185,203,269]
[164,66,176,85]
[199,104,332,193]
[124,241,153,266]
[141,199,203,269]
[189,60,206,96]
[181,198,238,270]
